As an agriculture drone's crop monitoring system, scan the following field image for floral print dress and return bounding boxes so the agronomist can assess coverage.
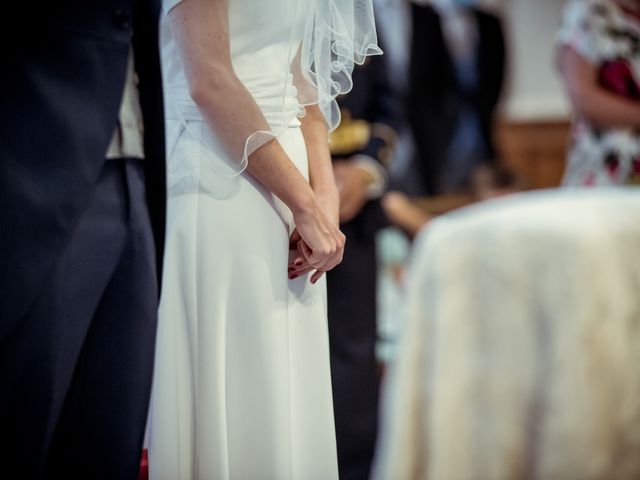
[558,0,640,186]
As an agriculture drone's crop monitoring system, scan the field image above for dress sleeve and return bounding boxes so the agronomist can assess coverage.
[556,0,601,64]
[163,0,183,14]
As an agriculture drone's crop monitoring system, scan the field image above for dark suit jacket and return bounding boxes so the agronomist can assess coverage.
[333,52,396,238]
[336,53,397,166]
[409,4,506,195]
[0,0,166,331]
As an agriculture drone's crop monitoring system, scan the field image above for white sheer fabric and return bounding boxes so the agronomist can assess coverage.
[161,0,381,197]
[295,0,382,129]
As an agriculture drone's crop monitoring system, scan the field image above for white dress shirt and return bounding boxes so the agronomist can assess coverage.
[106,51,145,159]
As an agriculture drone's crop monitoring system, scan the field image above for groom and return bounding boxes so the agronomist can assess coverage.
[0,1,165,479]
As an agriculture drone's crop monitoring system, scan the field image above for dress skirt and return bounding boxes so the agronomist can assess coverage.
[149,122,338,480]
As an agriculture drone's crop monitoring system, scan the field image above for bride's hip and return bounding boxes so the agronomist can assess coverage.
[165,123,309,236]
[165,121,309,192]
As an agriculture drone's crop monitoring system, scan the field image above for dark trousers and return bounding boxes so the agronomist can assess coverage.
[327,213,381,480]
[0,158,158,480]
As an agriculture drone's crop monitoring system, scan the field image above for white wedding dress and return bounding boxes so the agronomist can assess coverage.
[149,1,379,479]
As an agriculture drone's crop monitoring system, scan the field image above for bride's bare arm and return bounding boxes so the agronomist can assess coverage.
[301,104,340,224]
[167,0,344,273]
[291,104,342,282]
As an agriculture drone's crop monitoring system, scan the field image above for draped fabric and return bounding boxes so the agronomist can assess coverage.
[373,189,640,479]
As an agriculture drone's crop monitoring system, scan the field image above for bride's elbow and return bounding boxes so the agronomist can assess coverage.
[187,65,238,109]
[188,80,213,108]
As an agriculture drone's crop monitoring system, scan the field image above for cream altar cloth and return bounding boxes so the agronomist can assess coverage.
[374,188,640,480]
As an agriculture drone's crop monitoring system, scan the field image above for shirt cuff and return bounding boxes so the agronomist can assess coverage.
[352,154,388,200]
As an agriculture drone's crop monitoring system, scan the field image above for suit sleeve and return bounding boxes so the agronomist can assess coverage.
[479,11,507,116]
[360,52,399,171]
[490,13,506,113]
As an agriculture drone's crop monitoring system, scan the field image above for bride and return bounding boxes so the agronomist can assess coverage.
[148,0,380,478]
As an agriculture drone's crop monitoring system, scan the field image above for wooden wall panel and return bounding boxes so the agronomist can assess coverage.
[406,119,572,218]
[495,118,571,189]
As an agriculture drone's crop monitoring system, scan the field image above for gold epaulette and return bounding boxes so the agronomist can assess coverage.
[329,109,371,156]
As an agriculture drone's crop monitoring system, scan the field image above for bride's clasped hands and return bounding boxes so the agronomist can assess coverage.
[288,189,344,284]
[287,101,345,284]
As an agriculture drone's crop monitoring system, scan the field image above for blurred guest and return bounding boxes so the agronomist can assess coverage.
[373,0,419,193]
[557,0,640,186]
[378,0,506,195]
[469,162,526,200]
[382,163,523,237]
[373,189,640,479]
[327,51,396,480]
[382,192,434,238]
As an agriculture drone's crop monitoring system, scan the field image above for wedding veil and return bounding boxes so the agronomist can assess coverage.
[295,0,382,132]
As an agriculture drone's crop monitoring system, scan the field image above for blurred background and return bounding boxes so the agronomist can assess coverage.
[490,0,570,188]
[374,0,574,366]
[326,1,640,479]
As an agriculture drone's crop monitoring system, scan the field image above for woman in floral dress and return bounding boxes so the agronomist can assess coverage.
[557,0,640,186]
